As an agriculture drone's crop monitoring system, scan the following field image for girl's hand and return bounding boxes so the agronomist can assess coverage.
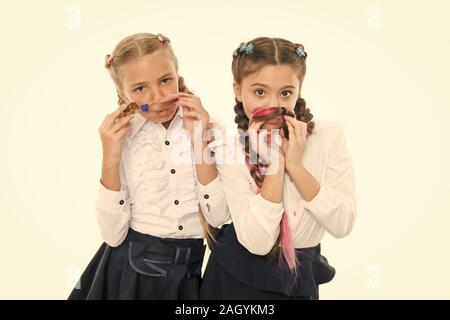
[178,93,210,144]
[280,116,307,173]
[99,103,135,166]
[248,119,284,167]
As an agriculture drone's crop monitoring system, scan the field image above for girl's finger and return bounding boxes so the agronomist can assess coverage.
[104,104,128,126]
[285,115,305,142]
[249,119,263,132]
[181,96,206,112]
[280,128,288,142]
[157,92,183,103]
[111,113,135,134]
[281,136,288,147]
[299,122,307,141]
[248,122,263,145]
[259,128,271,151]
[178,92,200,102]
[284,115,300,129]
[179,99,203,112]
[115,123,132,140]
[181,103,208,121]
[294,122,302,144]
[283,115,294,124]
[280,131,288,151]
[292,120,305,142]
[248,122,263,153]
[285,120,295,142]
[114,102,128,115]
[178,92,200,101]
[271,130,283,148]
[183,110,203,120]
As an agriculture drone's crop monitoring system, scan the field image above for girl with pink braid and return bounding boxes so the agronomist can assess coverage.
[200,37,357,299]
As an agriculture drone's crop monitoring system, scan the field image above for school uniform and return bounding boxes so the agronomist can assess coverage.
[200,119,357,299]
[69,106,230,300]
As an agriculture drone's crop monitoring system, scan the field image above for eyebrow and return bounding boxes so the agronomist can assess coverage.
[250,83,297,89]
[158,72,174,81]
[251,83,268,88]
[130,73,175,88]
[130,81,147,88]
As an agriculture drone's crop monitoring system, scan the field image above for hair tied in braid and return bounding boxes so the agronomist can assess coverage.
[231,37,316,275]
[243,105,299,272]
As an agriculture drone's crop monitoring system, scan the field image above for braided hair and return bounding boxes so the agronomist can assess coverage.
[103,33,214,247]
[232,37,315,272]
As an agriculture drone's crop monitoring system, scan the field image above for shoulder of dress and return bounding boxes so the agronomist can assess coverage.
[310,118,347,143]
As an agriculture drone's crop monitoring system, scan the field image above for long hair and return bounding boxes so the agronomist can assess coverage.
[232,37,315,272]
[104,32,215,247]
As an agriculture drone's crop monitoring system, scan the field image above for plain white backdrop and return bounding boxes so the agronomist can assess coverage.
[0,0,449,299]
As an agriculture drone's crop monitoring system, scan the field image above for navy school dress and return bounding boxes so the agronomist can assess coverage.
[68,227,206,300]
[200,223,336,300]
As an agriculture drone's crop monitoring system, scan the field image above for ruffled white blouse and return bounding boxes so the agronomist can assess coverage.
[95,106,230,247]
[212,119,357,255]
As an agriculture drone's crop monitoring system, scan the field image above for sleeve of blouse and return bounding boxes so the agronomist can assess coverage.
[300,122,357,238]
[197,173,231,227]
[95,160,131,247]
[194,120,231,227]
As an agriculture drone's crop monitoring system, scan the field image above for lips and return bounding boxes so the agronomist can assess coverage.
[155,103,177,117]
[156,110,170,117]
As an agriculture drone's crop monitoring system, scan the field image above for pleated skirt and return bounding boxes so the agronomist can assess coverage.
[68,227,206,300]
[200,223,336,300]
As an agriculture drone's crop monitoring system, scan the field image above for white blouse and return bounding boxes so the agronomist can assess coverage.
[212,119,357,255]
[95,106,230,247]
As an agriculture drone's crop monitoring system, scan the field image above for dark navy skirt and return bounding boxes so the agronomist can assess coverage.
[68,227,206,300]
[200,223,335,300]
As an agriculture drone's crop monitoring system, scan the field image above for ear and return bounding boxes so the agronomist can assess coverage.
[233,82,242,102]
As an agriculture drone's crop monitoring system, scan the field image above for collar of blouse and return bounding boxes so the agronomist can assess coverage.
[129,105,184,139]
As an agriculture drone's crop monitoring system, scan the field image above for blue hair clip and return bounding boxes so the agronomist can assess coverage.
[245,43,254,54]
[296,47,305,58]
[238,43,254,55]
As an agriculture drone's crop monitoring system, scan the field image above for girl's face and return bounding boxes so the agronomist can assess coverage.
[234,64,301,129]
[118,50,179,124]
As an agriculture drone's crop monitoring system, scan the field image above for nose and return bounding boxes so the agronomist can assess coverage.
[267,94,281,108]
[149,88,164,103]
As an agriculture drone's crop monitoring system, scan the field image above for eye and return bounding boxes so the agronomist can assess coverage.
[134,86,145,92]
[161,77,172,85]
[255,89,265,97]
[281,90,292,97]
